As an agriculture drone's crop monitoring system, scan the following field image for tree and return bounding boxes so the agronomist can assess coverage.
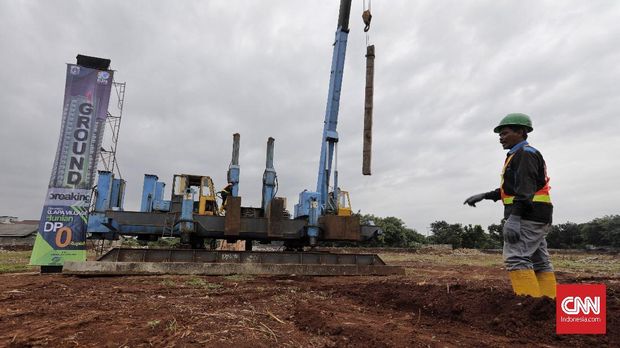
[546,222,582,249]
[580,215,620,247]
[359,214,426,247]
[356,214,620,250]
[462,224,496,249]
[428,221,501,249]
[487,223,504,248]
[429,221,464,248]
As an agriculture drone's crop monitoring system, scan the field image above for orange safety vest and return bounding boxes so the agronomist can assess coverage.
[500,150,551,205]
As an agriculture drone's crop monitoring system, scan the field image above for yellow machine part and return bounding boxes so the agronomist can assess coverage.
[198,197,215,215]
[337,191,352,216]
[198,176,219,216]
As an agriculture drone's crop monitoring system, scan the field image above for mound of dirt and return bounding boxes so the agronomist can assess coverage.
[451,248,484,256]
[0,259,617,347]
[335,279,618,346]
[292,304,391,348]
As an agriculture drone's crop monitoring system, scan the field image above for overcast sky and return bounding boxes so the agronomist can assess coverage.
[1,0,619,235]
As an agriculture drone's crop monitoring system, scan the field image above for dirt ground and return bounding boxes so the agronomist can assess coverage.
[0,249,618,347]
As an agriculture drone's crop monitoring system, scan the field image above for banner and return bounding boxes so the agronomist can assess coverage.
[30,63,113,266]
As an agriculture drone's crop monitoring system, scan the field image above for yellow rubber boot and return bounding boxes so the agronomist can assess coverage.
[508,269,542,297]
[536,271,557,299]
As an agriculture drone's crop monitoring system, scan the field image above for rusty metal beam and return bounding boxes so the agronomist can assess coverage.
[362,44,375,176]
[224,196,241,236]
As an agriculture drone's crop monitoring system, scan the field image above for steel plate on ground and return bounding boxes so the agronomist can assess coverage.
[62,247,405,276]
[63,261,405,276]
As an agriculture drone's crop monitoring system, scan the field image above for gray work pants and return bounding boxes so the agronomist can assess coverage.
[503,219,553,272]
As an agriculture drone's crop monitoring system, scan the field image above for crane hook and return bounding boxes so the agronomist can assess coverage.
[362,9,372,32]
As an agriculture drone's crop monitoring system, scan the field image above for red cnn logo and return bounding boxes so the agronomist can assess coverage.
[556,284,606,334]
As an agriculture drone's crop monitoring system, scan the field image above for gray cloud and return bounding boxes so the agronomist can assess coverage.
[1,0,618,234]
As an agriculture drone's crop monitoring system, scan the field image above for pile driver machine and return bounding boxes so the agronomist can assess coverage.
[68,0,401,275]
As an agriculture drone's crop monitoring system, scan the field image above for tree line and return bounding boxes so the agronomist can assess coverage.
[358,214,620,249]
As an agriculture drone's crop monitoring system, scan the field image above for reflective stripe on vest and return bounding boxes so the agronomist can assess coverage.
[500,149,551,205]
[502,194,551,204]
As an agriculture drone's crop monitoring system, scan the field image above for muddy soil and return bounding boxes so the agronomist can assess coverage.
[0,260,617,347]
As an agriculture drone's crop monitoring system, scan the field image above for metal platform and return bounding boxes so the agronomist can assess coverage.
[62,248,405,276]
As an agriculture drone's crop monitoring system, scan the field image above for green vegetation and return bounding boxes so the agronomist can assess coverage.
[354,215,426,248]
[356,214,620,250]
[224,274,254,282]
[546,216,620,249]
[186,277,223,289]
[165,318,178,332]
[206,282,223,289]
[159,277,224,289]
[380,252,504,268]
[551,253,620,274]
[429,221,501,249]
[353,214,499,249]
[0,250,36,273]
[147,320,161,329]
[456,216,620,250]
[380,251,620,276]
[120,237,181,248]
[186,277,207,287]
[160,278,176,287]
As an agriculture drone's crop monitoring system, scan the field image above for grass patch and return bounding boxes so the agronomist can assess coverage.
[166,318,178,332]
[380,250,620,277]
[186,277,207,287]
[380,252,504,268]
[206,283,223,290]
[185,277,223,289]
[160,278,176,287]
[552,254,620,275]
[147,320,161,329]
[0,250,37,273]
[119,237,181,249]
[224,274,254,282]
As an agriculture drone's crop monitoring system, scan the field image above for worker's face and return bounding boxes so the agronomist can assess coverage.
[498,127,524,150]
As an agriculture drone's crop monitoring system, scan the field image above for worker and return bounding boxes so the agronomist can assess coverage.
[219,183,233,207]
[463,113,556,298]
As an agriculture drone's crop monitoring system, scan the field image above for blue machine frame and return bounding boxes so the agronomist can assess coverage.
[86,0,381,248]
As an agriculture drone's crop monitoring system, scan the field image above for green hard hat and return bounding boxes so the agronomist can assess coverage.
[493,113,533,133]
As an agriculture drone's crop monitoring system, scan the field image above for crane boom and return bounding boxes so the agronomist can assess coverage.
[294,0,353,246]
[316,0,352,210]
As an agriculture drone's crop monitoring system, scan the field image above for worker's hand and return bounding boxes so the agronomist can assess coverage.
[503,215,521,243]
[463,193,486,207]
